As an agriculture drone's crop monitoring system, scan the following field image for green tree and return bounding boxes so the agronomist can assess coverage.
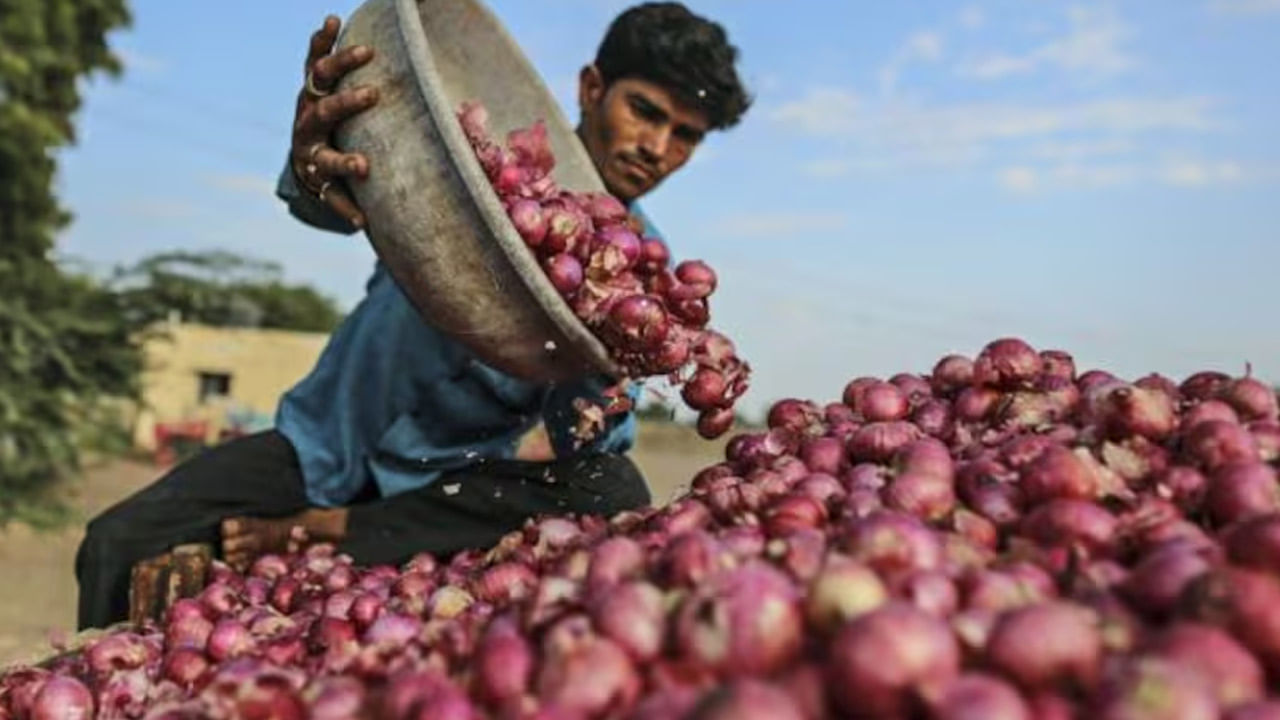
[112,250,345,333]
[1,0,142,526]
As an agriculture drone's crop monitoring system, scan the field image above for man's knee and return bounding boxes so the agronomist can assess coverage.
[572,453,652,513]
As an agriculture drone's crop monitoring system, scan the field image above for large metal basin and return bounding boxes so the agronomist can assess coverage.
[331,0,620,381]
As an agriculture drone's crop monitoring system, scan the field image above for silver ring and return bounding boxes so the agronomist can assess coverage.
[307,142,325,162]
[317,180,332,202]
[304,162,319,180]
[305,70,332,99]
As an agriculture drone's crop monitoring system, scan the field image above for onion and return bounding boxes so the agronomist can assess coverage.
[764,493,829,537]
[1221,375,1280,422]
[842,376,881,410]
[1146,622,1264,706]
[542,254,584,296]
[1040,350,1076,381]
[1249,421,1280,462]
[1179,567,1280,678]
[1183,420,1260,470]
[767,399,823,436]
[954,386,1001,423]
[847,421,922,463]
[1182,371,1233,401]
[508,198,547,247]
[689,679,806,720]
[473,616,533,707]
[986,601,1102,693]
[931,354,975,395]
[1099,385,1178,441]
[806,554,889,632]
[587,536,645,593]
[30,676,94,720]
[1223,513,1280,577]
[697,407,736,440]
[537,624,640,716]
[895,570,959,618]
[1228,702,1280,720]
[859,382,910,422]
[1152,465,1209,513]
[1119,543,1212,619]
[673,562,804,677]
[973,338,1043,390]
[1020,498,1117,557]
[884,471,957,522]
[928,673,1031,720]
[207,619,255,662]
[162,647,211,690]
[591,580,666,662]
[1205,462,1280,526]
[1092,656,1219,720]
[841,510,943,577]
[1019,445,1098,503]
[827,602,961,719]
[912,399,954,439]
[659,531,730,587]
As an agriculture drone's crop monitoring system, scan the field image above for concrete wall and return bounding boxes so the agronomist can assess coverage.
[132,322,329,450]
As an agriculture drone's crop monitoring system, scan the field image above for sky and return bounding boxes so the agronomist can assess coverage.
[55,0,1280,417]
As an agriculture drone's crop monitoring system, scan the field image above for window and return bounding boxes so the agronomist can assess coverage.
[197,372,232,404]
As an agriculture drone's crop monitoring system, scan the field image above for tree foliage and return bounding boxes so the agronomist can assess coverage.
[0,0,137,526]
[112,250,345,333]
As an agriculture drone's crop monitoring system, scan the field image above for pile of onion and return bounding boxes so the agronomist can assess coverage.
[457,102,749,440]
[5,336,1280,720]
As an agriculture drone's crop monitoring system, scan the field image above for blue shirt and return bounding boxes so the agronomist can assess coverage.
[273,164,644,506]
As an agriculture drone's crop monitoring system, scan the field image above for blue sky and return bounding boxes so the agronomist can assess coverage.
[56,0,1280,415]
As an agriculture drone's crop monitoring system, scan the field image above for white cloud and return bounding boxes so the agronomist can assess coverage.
[1159,160,1245,186]
[998,166,1039,193]
[1209,0,1280,13]
[957,6,1136,80]
[1027,137,1137,161]
[878,30,945,94]
[959,6,986,29]
[772,91,1217,146]
[207,174,276,197]
[708,211,850,238]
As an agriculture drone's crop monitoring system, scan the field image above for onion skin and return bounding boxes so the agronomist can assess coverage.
[985,602,1103,694]
[1092,657,1220,720]
[928,673,1031,720]
[1145,622,1265,706]
[688,679,807,720]
[826,602,961,719]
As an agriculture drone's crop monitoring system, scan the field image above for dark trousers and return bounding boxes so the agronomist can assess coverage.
[75,430,650,630]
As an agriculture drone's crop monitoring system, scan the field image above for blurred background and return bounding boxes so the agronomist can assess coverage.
[1,0,1276,664]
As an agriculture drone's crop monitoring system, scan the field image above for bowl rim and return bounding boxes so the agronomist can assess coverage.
[391,0,622,379]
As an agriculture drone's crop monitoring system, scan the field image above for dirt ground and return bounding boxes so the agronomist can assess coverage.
[0,421,727,668]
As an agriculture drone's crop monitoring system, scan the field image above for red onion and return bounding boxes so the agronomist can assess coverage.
[895,570,959,617]
[1040,350,1076,381]
[767,398,823,436]
[591,580,666,662]
[1182,371,1233,400]
[1228,702,1280,720]
[973,338,1043,390]
[207,619,255,662]
[1221,374,1279,422]
[1019,445,1098,503]
[689,679,806,720]
[1146,622,1264,706]
[30,676,94,720]
[841,510,943,577]
[1092,656,1219,720]
[859,382,910,422]
[1182,400,1241,431]
[542,253,584,296]
[799,436,846,475]
[587,536,645,592]
[847,421,922,463]
[473,616,533,707]
[884,471,957,522]
[674,562,804,677]
[1223,513,1280,578]
[1205,462,1280,525]
[1119,543,1212,619]
[805,554,888,632]
[1179,567,1280,678]
[1249,420,1280,462]
[1183,420,1260,470]
[912,399,954,439]
[954,387,1001,422]
[1099,385,1178,441]
[928,673,1031,720]
[764,493,829,537]
[162,647,211,690]
[508,198,547,247]
[842,376,881,410]
[1020,498,1117,555]
[986,601,1102,693]
[659,531,730,587]
[537,621,640,716]
[769,526,827,582]
[827,602,961,718]
[932,355,975,395]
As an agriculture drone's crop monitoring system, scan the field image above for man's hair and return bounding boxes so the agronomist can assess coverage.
[593,2,752,131]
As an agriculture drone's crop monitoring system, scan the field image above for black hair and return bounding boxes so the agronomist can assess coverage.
[593,2,752,131]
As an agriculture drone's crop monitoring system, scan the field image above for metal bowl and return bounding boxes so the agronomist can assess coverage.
[332,0,620,381]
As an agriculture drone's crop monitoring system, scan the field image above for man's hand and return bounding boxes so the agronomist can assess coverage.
[291,15,381,229]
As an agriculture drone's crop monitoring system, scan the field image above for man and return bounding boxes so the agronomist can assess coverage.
[75,2,750,630]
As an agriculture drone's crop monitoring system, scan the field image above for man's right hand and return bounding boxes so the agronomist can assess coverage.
[290,15,381,229]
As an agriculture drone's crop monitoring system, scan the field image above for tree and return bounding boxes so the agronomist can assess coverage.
[112,250,345,333]
[0,0,138,526]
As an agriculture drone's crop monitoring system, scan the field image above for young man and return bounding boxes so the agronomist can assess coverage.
[75,2,750,630]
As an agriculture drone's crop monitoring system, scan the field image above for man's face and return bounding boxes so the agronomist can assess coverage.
[577,66,710,203]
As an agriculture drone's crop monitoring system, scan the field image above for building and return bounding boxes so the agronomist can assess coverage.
[131,320,328,453]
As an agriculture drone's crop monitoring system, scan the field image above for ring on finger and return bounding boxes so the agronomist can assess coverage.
[305,69,332,99]
[318,180,333,202]
[307,142,326,162]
